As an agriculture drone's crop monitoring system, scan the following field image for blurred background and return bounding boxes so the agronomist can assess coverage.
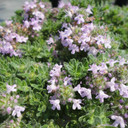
[0,0,128,48]
[0,0,127,22]
[0,0,29,22]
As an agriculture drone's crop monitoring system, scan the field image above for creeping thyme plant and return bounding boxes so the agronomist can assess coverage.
[0,0,128,127]
[0,84,25,127]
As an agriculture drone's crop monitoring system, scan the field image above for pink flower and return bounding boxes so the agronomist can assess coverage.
[58,1,66,8]
[16,95,20,99]
[68,44,79,54]
[14,99,18,103]
[68,98,73,102]
[119,84,128,98]
[2,94,6,97]
[124,113,128,118]
[23,2,31,12]
[106,77,117,92]
[63,77,72,86]
[119,58,126,65]
[62,23,68,29]
[81,23,95,32]
[88,47,98,56]
[99,63,108,74]
[50,64,62,78]
[4,33,17,42]
[6,84,17,94]
[7,107,12,114]
[80,42,90,52]
[60,28,72,40]
[10,96,14,101]
[39,2,45,9]
[65,10,73,18]
[46,37,54,45]
[5,20,12,26]
[16,35,28,43]
[62,38,73,47]
[30,18,42,31]
[104,36,111,48]
[78,34,91,44]
[88,64,99,74]
[24,1,36,11]
[107,59,118,67]
[49,99,61,110]
[96,90,110,103]
[74,84,92,99]
[80,88,92,99]
[47,79,59,93]
[95,35,105,45]
[12,105,25,117]
[24,20,30,28]
[74,14,85,24]
[10,120,14,123]
[70,6,79,13]
[32,10,45,20]
[111,115,125,128]
[85,5,93,14]
[72,99,82,110]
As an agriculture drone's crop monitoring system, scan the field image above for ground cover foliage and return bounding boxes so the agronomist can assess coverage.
[0,0,128,127]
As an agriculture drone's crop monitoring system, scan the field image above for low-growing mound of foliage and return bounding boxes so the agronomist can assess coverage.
[0,0,128,128]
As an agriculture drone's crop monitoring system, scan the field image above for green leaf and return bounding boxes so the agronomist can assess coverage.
[42,124,49,128]
[94,117,102,125]
[94,106,101,116]
[64,59,88,80]
[105,126,116,128]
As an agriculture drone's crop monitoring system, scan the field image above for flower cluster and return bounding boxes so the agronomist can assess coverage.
[23,0,46,33]
[47,64,74,110]
[47,64,92,110]
[86,58,128,127]
[0,22,28,56]
[47,58,128,127]
[59,23,111,55]
[0,0,47,56]
[0,84,25,118]
[48,3,112,56]
[58,2,93,18]
[87,58,128,99]
[1,0,128,127]
[44,2,128,127]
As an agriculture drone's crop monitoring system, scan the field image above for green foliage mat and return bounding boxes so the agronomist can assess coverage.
[0,0,128,127]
